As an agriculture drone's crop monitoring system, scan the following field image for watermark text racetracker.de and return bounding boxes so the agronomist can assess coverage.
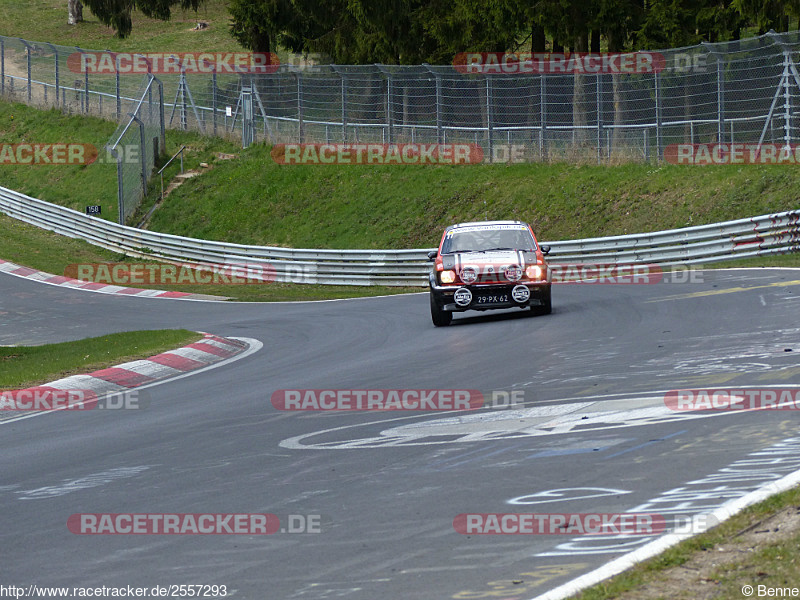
[453,513,667,535]
[67,51,280,75]
[271,143,484,165]
[67,513,321,535]
[665,388,800,411]
[63,262,317,286]
[0,389,146,411]
[0,143,174,167]
[453,52,666,74]
[0,143,98,166]
[549,263,703,284]
[453,51,706,74]
[665,143,800,165]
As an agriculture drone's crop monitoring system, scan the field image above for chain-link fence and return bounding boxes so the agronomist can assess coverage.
[106,74,165,223]
[3,30,800,161]
[3,30,800,218]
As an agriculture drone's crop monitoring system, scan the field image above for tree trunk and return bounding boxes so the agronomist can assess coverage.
[68,0,83,25]
[531,24,546,53]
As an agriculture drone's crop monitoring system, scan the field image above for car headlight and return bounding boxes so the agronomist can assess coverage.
[440,270,456,284]
[525,265,543,280]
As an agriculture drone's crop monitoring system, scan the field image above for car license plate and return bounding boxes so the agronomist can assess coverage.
[475,294,509,304]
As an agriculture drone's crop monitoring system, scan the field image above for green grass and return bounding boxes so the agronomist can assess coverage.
[0,0,241,54]
[0,329,202,388]
[573,486,800,600]
[0,100,238,221]
[148,148,800,250]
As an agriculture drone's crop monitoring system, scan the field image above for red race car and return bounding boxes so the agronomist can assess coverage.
[427,221,552,326]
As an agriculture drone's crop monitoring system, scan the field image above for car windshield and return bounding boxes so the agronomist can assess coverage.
[441,226,536,254]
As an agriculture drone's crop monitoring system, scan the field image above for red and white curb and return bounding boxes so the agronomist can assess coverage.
[0,258,227,301]
[1,333,262,424]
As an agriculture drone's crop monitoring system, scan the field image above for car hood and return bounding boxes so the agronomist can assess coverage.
[442,250,534,269]
[441,250,540,283]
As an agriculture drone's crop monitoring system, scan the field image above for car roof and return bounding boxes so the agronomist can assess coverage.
[445,220,529,232]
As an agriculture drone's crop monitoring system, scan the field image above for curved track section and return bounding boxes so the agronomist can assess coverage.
[1,267,800,599]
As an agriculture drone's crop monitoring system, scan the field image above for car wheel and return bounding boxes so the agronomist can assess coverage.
[430,291,452,326]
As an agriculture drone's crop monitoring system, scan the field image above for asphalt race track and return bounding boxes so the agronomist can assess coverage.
[2,267,800,599]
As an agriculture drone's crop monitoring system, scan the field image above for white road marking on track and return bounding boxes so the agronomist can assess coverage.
[528,443,800,600]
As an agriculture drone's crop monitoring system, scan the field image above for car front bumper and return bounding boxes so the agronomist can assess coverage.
[430,281,551,312]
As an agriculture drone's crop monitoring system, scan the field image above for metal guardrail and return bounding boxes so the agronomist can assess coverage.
[1,185,799,286]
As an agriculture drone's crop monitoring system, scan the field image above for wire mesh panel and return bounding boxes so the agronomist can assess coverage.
[106,74,164,223]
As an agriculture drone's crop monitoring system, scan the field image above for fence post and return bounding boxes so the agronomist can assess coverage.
[596,73,603,164]
[654,71,662,161]
[155,76,165,153]
[75,46,90,113]
[19,39,32,102]
[422,65,443,145]
[716,53,725,143]
[540,74,548,160]
[782,49,792,147]
[1,38,4,96]
[212,69,218,137]
[241,85,254,148]
[486,75,494,163]
[341,71,348,143]
[132,114,148,199]
[294,70,304,143]
[435,74,442,145]
[331,66,348,143]
[46,43,59,106]
[109,145,124,224]
[376,65,393,145]
[112,51,120,119]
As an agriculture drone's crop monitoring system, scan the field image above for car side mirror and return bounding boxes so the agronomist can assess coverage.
[427,250,438,261]
[540,245,551,255]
